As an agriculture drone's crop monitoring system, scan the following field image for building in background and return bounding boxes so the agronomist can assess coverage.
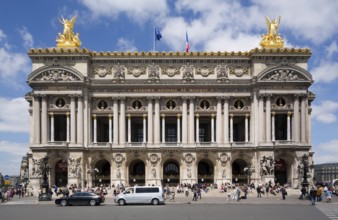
[314,163,338,184]
[24,16,315,195]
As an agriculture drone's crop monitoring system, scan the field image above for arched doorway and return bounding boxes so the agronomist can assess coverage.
[163,160,180,185]
[55,160,68,187]
[232,159,248,184]
[129,160,145,186]
[198,160,214,184]
[275,158,287,185]
[93,159,111,187]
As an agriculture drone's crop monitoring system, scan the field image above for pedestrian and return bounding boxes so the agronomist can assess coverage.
[192,188,197,201]
[300,186,306,200]
[326,189,332,203]
[256,185,262,198]
[280,187,287,200]
[309,187,317,205]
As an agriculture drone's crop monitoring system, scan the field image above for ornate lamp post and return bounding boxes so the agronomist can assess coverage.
[38,156,52,201]
[301,154,309,189]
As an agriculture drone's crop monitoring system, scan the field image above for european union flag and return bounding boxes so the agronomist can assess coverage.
[155,28,162,41]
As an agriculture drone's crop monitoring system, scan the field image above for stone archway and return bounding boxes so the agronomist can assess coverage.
[55,160,68,187]
[163,160,180,185]
[197,159,214,184]
[232,159,248,184]
[129,159,145,186]
[275,158,288,185]
[93,159,111,187]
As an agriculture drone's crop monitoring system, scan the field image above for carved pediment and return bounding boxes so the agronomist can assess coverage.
[258,66,312,82]
[29,66,84,83]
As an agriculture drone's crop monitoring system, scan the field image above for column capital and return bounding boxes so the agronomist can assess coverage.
[108,114,113,119]
[112,97,119,101]
[216,96,223,101]
[41,94,47,100]
[127,114,132,118]
[195,113,200,118]
[258,94,264,100]
[265,94,272,99]
[49,112,54,117]
[66,112,70,117]
[154,96,161,100]
[69,94,76,99]
[245,113,250,118]
[143,114,147,118]
[271,112,276,116]
[177,114,181,118]
[230,113,233,118]
[119,96,126,101]
[287,111,292,116]
[146,96,154,101]
[188,96,195,101]
[211,113,215,118]
[181,96,189,100]
[161,114,165,118]
[223,96,230,101]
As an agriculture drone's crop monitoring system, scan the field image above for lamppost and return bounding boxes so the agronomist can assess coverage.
[38,156,52,201]
[301,154,309,189]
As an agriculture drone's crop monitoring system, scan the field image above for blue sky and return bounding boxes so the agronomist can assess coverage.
[0,0,338,175]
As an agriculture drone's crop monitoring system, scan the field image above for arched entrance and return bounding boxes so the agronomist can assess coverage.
[275,158,287,185]
[129,160,145,186]
[232,159,248,184]
[55,160,68,187]
[163,160,180,185]
[93,159,111,187]
[198,160,214,184]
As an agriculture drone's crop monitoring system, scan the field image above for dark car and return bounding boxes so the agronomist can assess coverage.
[55,192,105,206]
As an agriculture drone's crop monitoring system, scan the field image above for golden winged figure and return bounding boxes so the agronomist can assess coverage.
[260,16,284,49]
[56,16,81,48]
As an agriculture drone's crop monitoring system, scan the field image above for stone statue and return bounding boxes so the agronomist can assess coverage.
[260,16,284,48]
[151,168,156,178]
[68,157,81,177]
[56,16,81,48]
[260,156,275,176]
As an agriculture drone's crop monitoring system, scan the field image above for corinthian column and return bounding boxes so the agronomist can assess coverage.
[223,98,229,144]
[119,97,126,145]
[301,95,307,143]
[41,95,48,144]
[77,96,83,145]
[147,97,153,144]
[216,97,222,144]
[182,98,188,144]
[70,95,76,144]
[293,95,300,143]
[265,95,271,143]
[33,96,41,144]
[189,97,195,144]
[113,98,119,145]
[154,97,160,144]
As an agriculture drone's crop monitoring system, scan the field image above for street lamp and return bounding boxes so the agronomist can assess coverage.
[38,156,52,201]
[301,154,309,189]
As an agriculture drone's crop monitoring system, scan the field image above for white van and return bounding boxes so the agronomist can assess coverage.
[114,186,165,206]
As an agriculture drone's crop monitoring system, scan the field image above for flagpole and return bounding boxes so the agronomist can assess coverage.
[153,27,155,52]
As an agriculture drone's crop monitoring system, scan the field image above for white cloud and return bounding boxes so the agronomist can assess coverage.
[311,61,338,83]
[326,41,338,58]
[116,37,137,51]
[0,140,28,156]
[18,26,34,49]
[314,139,338,164]
[0,97,29,133]
[312,100,338,124]
[80,0,168,23]
[0,141,28,175]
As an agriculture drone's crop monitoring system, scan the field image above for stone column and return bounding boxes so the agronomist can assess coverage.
[265,95,271,143]
[119,98,126,145]
[301,95,307,143]
[70,95,76,144]
[223,98,229,144]
[216,97,222,144]
[189,97,195,144]
[127,114,131,143]
[182,98,188,144]
[161,114,165,143]
[245,114,249,143]
[308,109,312,143]
[211,114,215,143]
[50,112,54,142]
[108,114,112,144]
[41,95,48,144]
[154,98,161,144]
[196,114,200,143]
[147,98,153,144]
[113,98,119,145]
[293,95,300,142]
[177,114,181,143]
[66,112,70,143]
[77,96,83,145]
[34,96,41,144]
[271,112,275,142]
[258,95,264,143]
[287,112,291,141]
[230,114,233,143]
[93,114,97,144]
[143,114,147,144]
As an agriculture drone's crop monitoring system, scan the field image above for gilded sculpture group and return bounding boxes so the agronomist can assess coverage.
[56,15,284,49]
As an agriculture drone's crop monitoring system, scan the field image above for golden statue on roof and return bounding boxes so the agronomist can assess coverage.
[56,16,81,48]
[260,16,284,49]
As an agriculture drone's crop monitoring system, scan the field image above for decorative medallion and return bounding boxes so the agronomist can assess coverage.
[112,63,125,82]
[196,66,214,77]
[114,153,125,165]
[218,153,229,167]
[163,66,180,77]
[182,64,194,82]
[94,66,111,77]
[184,153,195,164]
[127,65,146,77]
[147,62,160,82]
[216,64,229,82]
[229,66,249,77]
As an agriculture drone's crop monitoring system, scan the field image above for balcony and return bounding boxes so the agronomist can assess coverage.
[47,141,68,147]
[230,142,253,147]
[90,142,112,148]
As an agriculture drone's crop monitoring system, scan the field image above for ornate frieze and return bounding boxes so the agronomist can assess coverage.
[112,63,125,82]
[216,64,229,82]
[147,63,160,82]
[33,69,81,82]
[182,64,194,82]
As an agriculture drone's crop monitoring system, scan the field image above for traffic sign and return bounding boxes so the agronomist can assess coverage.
[4,175,9,180]
[4,180,10,185]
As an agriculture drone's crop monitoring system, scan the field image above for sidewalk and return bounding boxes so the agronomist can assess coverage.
[2,190,336,206]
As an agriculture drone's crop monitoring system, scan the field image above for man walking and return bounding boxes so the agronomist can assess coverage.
[310,187,317,205]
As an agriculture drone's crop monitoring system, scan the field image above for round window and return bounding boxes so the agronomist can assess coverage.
[55,98,65,108]
[166,100,176,109]
[132,100,142,110]
[276,98,286,107]
[98,100,108,110]
[234,100,244,110]
[200,100,210,109]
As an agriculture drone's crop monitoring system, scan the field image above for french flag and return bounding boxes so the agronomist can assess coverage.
[186,31,190,52]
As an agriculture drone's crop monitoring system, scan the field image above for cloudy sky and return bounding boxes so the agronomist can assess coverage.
[0,0,338,175]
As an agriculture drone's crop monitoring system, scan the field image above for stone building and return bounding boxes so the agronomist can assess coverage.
[25,16,315,194]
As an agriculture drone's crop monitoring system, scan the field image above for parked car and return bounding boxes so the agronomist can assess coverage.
[114,186,165,206]
[55,192,105,206]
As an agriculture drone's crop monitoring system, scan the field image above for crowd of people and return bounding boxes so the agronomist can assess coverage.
[0,186,34,203]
